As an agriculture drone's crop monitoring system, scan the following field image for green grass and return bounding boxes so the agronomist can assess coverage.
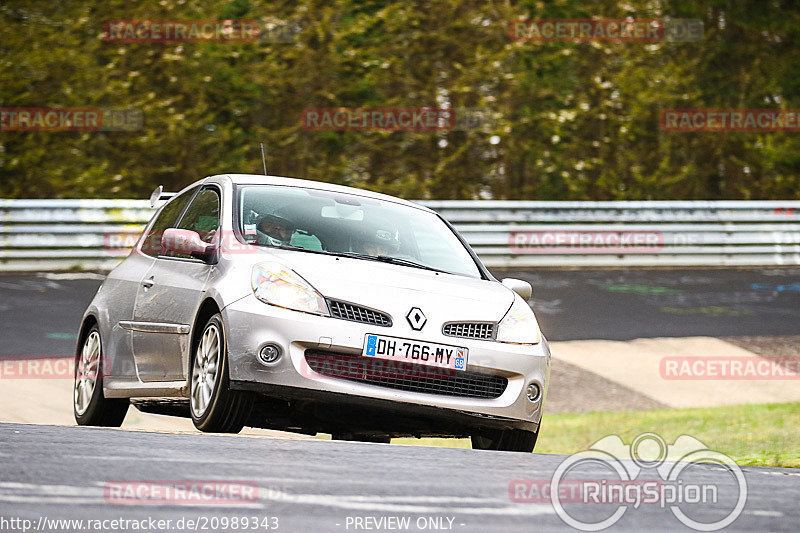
[392,402,800,468]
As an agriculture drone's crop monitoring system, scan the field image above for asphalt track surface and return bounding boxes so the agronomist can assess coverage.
[1,268,799,358]
[1,269,799,532]
[1,423,798,532]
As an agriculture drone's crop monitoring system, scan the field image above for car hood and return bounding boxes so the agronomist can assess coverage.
[259,249,515,323]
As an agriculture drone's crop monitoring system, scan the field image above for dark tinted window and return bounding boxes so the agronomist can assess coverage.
[164,188,221,259]
[140,187,197,257]
[177,188,220,240]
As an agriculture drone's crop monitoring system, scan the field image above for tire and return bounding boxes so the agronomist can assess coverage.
[471,426,540,453]
[190,314,253,433]
[73,325,129,427]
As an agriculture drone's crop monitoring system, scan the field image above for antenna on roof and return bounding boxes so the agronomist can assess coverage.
[260,142,268,175]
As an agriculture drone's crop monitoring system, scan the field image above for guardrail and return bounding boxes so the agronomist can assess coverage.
[1,199,799,271]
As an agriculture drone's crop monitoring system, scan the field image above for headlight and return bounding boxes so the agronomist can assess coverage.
[496,295,541,345]
[251,262,329,316]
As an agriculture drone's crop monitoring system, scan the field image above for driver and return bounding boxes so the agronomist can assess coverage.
[359,229,399,257]
[257,214,295,246]
[362,239,390,257]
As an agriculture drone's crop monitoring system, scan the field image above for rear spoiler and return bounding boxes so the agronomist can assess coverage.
[148,185,176,208]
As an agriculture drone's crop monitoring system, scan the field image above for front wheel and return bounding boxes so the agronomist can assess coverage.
[190,314,253,433]
[73,326,129,426]
[471,426,539,453]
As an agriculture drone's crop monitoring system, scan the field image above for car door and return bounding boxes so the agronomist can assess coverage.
[128,185,200,381]
[103,252,156,381]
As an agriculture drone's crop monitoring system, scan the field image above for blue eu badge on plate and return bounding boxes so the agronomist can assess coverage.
[365,335,378,356]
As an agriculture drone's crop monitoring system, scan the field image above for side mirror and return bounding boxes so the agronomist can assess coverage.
[501,278,532,301]
[161,228,215,262]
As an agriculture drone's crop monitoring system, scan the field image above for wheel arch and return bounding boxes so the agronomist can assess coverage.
[76,314,100,358]
[189,297,223,374]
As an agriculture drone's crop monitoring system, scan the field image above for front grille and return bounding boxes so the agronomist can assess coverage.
[327,300,392,327]
[305,350,507,399]
[442,322,495,340]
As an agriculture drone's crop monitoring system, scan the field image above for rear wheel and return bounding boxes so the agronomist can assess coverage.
[190,314,253,433]
[73,326,129,426]
[471,426,539,453]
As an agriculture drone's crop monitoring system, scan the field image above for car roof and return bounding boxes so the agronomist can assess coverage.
[205,174,432,212]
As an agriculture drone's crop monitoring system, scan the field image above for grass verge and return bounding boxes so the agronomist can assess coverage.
[392,402,800,468]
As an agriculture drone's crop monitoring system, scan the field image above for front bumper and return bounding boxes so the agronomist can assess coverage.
[222,294,550,434]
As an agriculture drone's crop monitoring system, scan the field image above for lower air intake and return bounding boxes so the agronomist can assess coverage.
[304,350,507,400]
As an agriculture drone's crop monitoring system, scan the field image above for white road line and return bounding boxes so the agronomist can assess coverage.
[325,496,506,503]
[746,470,800,477]
[0,482,529,514]
[66,454,266,465]
[42,273,106,280]
[259,489,554,516]
[745,510,784,517]
[0,482,261,508]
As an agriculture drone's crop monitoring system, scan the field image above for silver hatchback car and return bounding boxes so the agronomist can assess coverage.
[74,174,550,451]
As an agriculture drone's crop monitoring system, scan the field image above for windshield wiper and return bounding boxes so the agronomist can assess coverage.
[254,242,308,252]
[274,244,302,251]
[253,245,451,274]
[336,252,449,274]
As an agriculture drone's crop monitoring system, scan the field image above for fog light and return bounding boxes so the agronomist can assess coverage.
[257,344,282,366]
[526,382,541,402]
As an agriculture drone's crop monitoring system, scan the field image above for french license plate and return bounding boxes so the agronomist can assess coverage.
[362,334,468,371]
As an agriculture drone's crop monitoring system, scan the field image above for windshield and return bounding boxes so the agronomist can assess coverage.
[238,185,481,278]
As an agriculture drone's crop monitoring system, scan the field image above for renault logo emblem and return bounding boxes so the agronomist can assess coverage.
[406,307,427,330]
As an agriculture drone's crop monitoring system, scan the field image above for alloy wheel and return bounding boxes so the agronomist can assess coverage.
[191,324,220,417]
[74,331,100,416]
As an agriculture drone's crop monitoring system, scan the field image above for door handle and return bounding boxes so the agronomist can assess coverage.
[142,276,154,288]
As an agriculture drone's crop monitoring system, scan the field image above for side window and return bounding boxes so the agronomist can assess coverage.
[140,187,198,257]
[162,188,221,259]
[177,188,220,242]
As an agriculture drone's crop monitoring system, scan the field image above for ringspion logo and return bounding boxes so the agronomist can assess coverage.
[510,479,663,504]
[512,433,746,531]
